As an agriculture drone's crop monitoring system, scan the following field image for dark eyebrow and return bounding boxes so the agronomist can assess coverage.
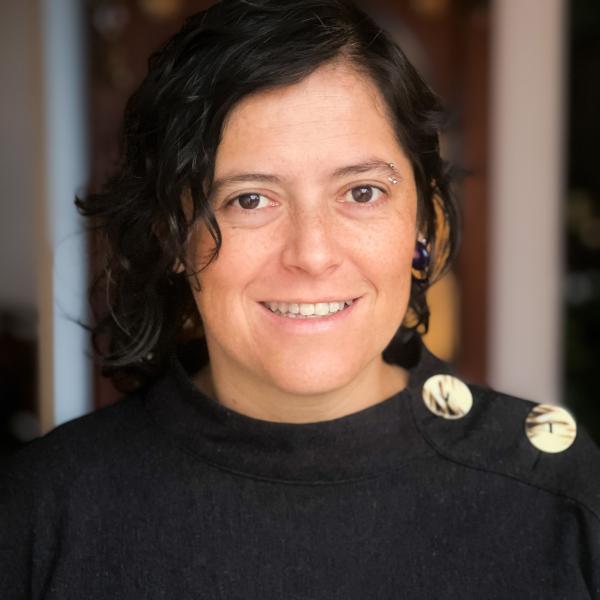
[331,160,397,179]
[209,159,397,197]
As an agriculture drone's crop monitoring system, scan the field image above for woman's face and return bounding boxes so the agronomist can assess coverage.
[188,60,418,396]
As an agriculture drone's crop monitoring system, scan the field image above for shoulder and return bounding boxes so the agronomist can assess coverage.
[1,392,153,485]
[410,373,600,523]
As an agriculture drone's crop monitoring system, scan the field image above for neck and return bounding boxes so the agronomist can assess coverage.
[193,352,409,424]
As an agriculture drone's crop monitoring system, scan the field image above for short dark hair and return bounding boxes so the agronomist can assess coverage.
[78,0,460,390]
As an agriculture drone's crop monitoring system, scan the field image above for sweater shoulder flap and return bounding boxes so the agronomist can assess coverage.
[410,375,600,523]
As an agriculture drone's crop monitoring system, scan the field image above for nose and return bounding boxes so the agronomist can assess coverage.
[280,206,343,277]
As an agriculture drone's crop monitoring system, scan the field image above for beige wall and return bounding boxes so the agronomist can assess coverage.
[489,0,566,404]
[0,0,92,431]
[0,0,42,319]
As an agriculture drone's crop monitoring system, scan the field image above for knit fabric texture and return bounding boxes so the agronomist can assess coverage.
[2,340,599,599]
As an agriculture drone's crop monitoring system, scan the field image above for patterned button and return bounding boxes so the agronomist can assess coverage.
[422,375,473,419]
[525,404,577,453]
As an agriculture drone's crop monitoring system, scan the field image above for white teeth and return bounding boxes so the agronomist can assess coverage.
[315,303,330,316]
[264,299,355,318]
[300,304,315,316]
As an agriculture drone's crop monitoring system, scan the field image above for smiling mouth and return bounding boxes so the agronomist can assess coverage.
[261,299,356,319]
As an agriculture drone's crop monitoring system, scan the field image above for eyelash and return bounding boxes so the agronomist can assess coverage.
[343,185,387,209]
[224,193,274,211]
[223,184,389,211]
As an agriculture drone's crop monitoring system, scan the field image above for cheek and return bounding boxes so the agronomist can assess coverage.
[188,226,268,315]
[354,210,416,327]
[354,209,416,279]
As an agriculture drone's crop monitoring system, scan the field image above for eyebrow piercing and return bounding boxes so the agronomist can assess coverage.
[388,163,399,185]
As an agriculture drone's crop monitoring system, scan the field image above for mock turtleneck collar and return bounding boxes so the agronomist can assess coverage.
[144,336,449,483]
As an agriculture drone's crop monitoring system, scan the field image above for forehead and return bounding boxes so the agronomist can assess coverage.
[216,61,404,177]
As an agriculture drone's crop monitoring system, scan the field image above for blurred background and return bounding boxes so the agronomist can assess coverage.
[1,0,598,462]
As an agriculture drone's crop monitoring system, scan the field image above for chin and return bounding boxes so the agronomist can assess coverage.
[263,355,367,398]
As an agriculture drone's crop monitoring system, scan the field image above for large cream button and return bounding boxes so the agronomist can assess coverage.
[422,375,473,419]
[525,404,577,453]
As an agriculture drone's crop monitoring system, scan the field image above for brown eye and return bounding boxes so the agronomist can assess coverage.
[352,187,373,202]
[234,193,269,210]
[346,186,383,204]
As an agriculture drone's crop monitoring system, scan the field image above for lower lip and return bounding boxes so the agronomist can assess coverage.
[258,299,361,334]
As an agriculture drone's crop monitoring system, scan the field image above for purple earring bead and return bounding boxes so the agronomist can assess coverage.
[412,241,430,272]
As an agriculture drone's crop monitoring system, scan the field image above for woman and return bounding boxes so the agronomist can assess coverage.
[2,0,599,597]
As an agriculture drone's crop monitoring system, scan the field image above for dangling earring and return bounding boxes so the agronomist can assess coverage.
[412,239,430,281]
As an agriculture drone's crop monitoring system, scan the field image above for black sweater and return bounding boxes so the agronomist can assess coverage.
[2,342,599,599]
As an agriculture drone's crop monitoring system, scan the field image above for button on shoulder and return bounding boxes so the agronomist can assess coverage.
[411,379,600,522]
